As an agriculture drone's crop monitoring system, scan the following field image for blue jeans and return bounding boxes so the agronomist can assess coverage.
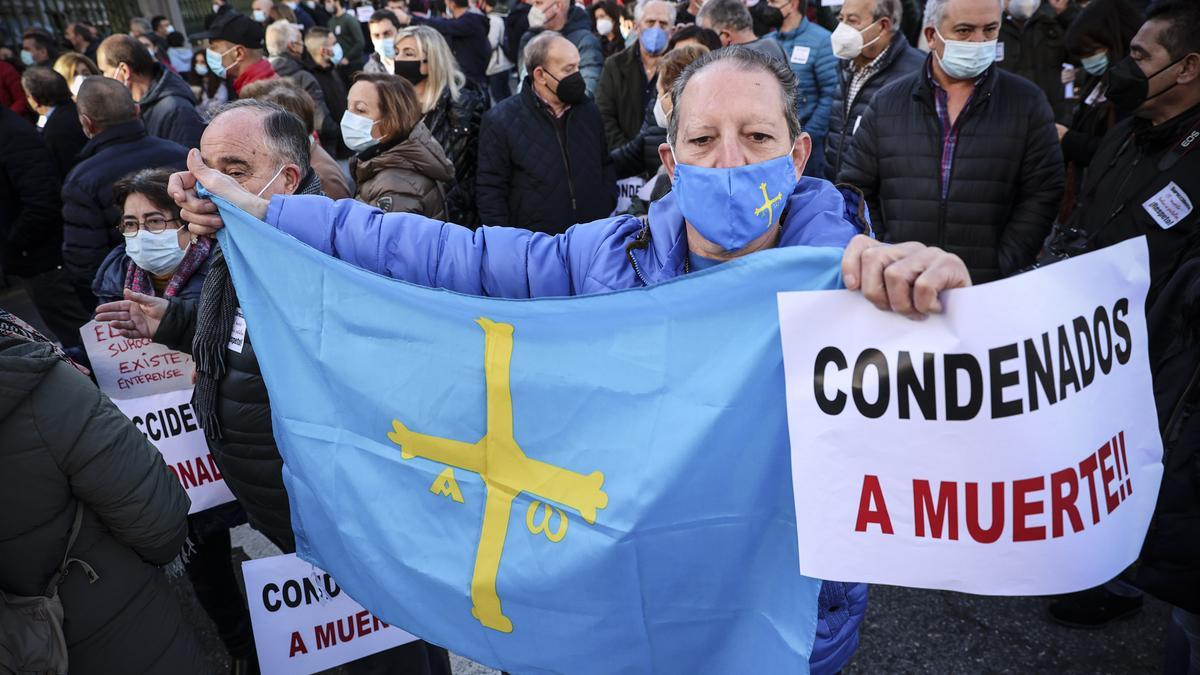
[1167,607,1200,675]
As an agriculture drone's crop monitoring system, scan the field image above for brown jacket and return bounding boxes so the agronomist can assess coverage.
[350,122,454,218]
[311,140,352,200]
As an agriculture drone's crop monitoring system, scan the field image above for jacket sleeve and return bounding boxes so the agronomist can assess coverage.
[577,35,605,96]
[37,359,190,565]
[155,297,198,354]
[340,16,366,62]
[1060,128,1102,168]
[475,110,512,226]
[808,37,838,141]
[999,94,1064,275]
[835,99,885,237]
[2,129,61,253]
[265,194,585,297]
[61,173,119,287]
[162,99,207,150]
[596,59,626,150]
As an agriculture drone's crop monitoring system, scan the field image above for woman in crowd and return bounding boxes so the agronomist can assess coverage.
[590,0,625,60]
[667,24,723,52]
[241,77,354,199]
[184,48,228,117]
[52,52,100,98]
[343,72,454,216]
[0,307,201,674]
[394,25,488,225]
[90,168,260,673]
[1056,0,1143,217]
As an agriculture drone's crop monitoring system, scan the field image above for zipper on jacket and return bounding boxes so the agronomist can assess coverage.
[937,91,990,248]
[557,114,577,214]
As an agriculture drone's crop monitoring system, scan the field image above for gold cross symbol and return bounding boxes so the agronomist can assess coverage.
[387,318,609,633]
[754,182,783,226]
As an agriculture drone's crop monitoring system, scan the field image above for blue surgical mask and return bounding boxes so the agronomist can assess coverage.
[341,110,380,151]
[125,228,188,276]
[671,148,799,252]
[253,8,268,21]
[20,50,35,66]
[205,46,237,78]
[1081,50,1109,77]
[331,42,344,64]
[373,38,396,59]
[640,27,668,55]
[934,28,996,80]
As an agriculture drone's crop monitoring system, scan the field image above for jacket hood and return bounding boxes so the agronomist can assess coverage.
[353,122,455,183]
[140,67,198,107]
[0,337,59,420]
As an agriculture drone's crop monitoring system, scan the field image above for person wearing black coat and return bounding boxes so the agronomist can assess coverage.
[823,22,924,182]
[19,66,88,179]
[476,33,616,231]
[0,318,202,675]
[61,78,188,309]
[97,35,207,150]
[838,53,1064,283]
[406,0,493,87]
[997,0,1080,124]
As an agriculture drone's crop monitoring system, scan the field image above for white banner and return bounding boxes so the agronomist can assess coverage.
[613,176,646,215]
[778,238,1164,595]
[242,554,417,674]
[82,320,234,514]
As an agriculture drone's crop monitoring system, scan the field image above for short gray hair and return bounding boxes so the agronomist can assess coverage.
[129,17,153,36]
[523,30,563,73]
[874,0,904,32]
[696,0,752,32]
[635,0,673,24]
[923,0,1003,27]
[667,46,801,147]
[211,99,311,170]
[265,21,301,57]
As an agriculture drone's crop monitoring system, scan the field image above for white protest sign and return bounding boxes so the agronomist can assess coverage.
[242,554,418,674]
[82,320,234,514]
[778,238,1164,595]
[613,176,646,215]
[81,320,196,399]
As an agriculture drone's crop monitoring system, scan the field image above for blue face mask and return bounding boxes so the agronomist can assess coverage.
[205,46,237,78]
[1081,50,1109,77]
[671,148,799,252]
[331,42,344,64]
[640,27,668,55]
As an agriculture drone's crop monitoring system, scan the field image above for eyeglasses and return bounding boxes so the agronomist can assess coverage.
[119,216,182,237]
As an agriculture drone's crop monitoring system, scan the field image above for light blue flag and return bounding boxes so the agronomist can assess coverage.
[214,199,845,674]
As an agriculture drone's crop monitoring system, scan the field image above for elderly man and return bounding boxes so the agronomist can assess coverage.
[521,0,605,95]
[162,47,971,674]
[265,22,333,139]
[823,0,924,180]
[698,0,788,64]
[772,0,837,178]
[98,34,206,149]
[596,0,674,150]
[477,32,614,230]
[194,11,276,96]
[838,0,1064,283]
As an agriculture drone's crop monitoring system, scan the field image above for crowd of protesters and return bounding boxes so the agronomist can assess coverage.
[2,0,1200,672]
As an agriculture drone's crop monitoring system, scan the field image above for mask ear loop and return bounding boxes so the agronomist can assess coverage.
[256,164,287,198]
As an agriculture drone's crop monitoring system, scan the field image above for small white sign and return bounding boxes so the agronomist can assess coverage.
[243,554,418,674]
[355,6,375,21]
[790,45,810,65]
[995,42,1005,62]
[779,238,1163,596]
[228,307,247,353]
[1142,181,1193,230]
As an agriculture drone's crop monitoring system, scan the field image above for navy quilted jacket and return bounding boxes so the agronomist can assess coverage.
[476,81,615,232]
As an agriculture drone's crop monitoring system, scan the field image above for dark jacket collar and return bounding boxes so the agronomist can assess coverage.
[1132,101,1200,150]
[912,56,998,104]
[520,77,579,118]
[79,119,147,160]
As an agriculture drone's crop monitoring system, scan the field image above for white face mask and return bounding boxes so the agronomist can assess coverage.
[125,228,188,276]
[528,5,548,28]
[70,74,85,96]
[934,28,997,80]
[653,96,668,128]
[595,17,614,36]
[829,19,881,60]
[340,110,380,151]
[1007,0,1041,20]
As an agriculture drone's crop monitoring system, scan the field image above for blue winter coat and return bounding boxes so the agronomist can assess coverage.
[774,20,839,179]
[259,177,870,671]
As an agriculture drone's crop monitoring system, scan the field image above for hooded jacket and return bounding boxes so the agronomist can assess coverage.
[139,66,207,149]
[0,336,201,674]
[269,54,334,140]
[351,121,454,217]
[518,5,605,96]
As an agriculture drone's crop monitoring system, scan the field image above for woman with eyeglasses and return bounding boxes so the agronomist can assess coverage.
[91,170,261,672]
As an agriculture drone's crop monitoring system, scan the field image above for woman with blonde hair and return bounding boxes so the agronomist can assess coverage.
[52,51,100,98]
[392,25,488,225]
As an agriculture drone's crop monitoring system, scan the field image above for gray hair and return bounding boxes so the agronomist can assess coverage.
[923,0,1003,27]
[874,0,904,32]
[211,99,311,170]
[265,21,301,57]
[635,0,673,24]
[523,30,564,73]
[667,46,801,147]
[696,0,752,32]
[129,17,153,36]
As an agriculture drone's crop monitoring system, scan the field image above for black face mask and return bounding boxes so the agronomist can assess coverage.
[1106,54,1185,115]
[394,58,427,85]
[548,70,588,105]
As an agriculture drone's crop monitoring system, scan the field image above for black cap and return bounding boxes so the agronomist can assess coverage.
[192,11,265,49]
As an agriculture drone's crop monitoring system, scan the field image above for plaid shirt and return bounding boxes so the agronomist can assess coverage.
[844,44,892,114]
[927,62,985,200]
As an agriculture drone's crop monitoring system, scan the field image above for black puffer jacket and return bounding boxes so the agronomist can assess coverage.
[423,81,489,226]
[476,80,616,232]
[139,66,207,150]
[823,37,924,182]
[0,336,202,674]
[0,106,62,277]
[837,62,1064,282]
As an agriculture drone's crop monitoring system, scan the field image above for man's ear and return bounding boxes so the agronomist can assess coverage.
[924,25,939,53]
[658,142,675,183]
[791,132,812,178]
[1180,53,1200,85]
[282,164,303,194]
[78,113,94,136]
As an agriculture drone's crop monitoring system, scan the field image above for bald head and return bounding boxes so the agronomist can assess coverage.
[76,76,138,133]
